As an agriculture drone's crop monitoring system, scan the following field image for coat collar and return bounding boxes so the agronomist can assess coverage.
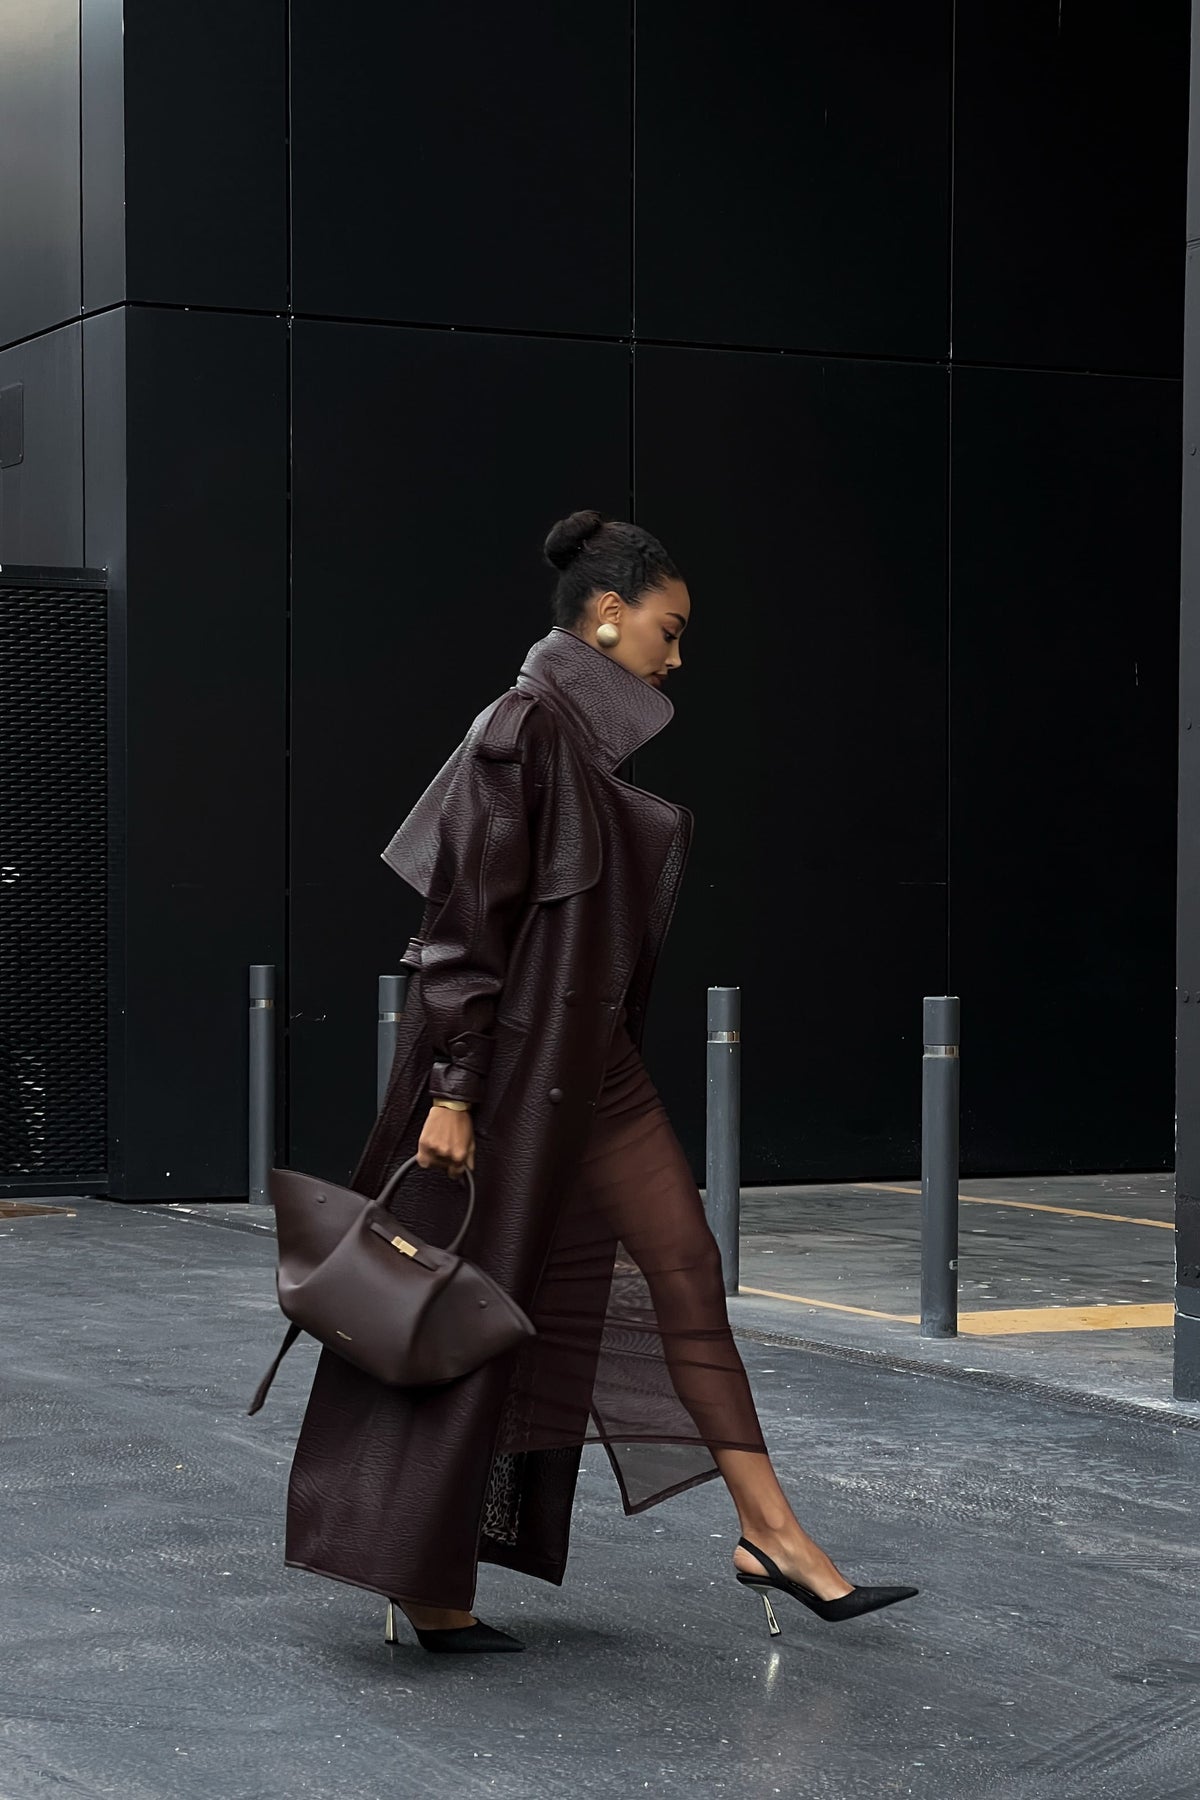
[516,627,674,770]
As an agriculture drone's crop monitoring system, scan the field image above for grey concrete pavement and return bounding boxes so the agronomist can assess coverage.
[1,1195,1197,1799]
[729,1172,1196,1425]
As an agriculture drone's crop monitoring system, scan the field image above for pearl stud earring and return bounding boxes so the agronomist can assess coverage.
[597,622,620,648]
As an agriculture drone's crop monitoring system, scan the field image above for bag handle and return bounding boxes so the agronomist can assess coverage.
[246,1159,476,1416]
[374,1154,476,1254]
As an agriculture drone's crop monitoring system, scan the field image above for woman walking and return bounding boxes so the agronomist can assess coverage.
[284,510,917,1653]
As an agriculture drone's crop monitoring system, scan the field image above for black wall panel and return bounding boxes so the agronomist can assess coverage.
[635,347,949,1180]
[289,324,630,1181]
[0,324,83,566]
[289,0,631,336]
[950,366,1179,1175]
[953,0,1189,377]
[636,0,952,358]
[122,1,287,310]
[0,0,80,350]
[96,309,288,1200]
[82,307,125,591]
[82,306,128,1185]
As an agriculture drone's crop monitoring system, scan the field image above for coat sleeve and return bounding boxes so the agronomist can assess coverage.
[419,736,535,1106]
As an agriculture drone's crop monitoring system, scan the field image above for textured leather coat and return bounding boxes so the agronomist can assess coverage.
[285,627,693,1610]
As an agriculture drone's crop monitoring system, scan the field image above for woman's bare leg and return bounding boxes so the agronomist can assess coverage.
[578,1080,857,1602]
[714,1448,853,1600]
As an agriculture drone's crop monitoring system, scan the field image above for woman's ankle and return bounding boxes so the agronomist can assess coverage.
[733,1537,852,1601]
[735,1510,799,1547]
[397,1600,476,1631]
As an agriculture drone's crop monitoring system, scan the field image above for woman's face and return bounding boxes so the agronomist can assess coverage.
[591,578,691,690]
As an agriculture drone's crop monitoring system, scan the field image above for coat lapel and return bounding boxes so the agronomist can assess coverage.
[515,627,676,771]
[380,627,679,904]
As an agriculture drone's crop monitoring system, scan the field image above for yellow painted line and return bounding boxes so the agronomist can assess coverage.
[740,1287,1174,1335]
[740,1286,918,1323]
[850,1183,1173,1231]
[957,1304,1174,1335]
[0,1206,77,1220]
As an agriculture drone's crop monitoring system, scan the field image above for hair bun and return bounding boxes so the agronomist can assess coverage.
[543,509,604,572]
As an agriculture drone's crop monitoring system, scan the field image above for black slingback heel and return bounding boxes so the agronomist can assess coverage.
[384,1601,524,1654]
[735,1536,918,1636]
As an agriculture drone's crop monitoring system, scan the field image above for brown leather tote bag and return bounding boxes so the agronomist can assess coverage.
[247,1156,535,1415]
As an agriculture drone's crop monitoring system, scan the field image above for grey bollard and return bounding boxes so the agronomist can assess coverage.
[921,995,961,1338]
[248,965,276,1204]
[377,972,412,1113]
[706,986,741,1296]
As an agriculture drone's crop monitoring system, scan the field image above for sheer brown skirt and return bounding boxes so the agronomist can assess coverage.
[495,1011,767,1515]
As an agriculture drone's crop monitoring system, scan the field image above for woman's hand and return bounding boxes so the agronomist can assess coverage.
[416,1105,476,1179]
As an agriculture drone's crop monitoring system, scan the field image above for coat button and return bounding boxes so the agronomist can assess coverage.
[564,990,576,1005]
[548,1087,564,1104]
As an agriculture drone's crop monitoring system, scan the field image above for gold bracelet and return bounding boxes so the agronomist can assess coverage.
[431,1097,471,1112]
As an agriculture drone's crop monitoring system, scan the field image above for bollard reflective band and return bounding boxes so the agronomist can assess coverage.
[709,1030,740,1043]
[923,1043,958,1056]
[251,998,274,1010]
[379,1011,402,1023]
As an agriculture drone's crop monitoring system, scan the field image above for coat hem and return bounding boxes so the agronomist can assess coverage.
[284,1556,394,1603]
[284,1556,474,1612]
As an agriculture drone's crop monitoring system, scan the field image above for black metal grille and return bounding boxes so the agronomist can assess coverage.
[0,570,108,1186]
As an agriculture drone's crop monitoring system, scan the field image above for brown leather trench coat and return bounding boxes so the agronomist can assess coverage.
[285,627,693,1610]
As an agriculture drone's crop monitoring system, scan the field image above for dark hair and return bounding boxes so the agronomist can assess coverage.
[543,510,681,627]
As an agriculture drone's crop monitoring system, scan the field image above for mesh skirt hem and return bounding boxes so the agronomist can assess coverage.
[497,1426,768,1457]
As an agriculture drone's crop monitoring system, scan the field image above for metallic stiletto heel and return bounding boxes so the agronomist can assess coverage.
[384,1600,399,1644]
[753,1588,782,1637]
